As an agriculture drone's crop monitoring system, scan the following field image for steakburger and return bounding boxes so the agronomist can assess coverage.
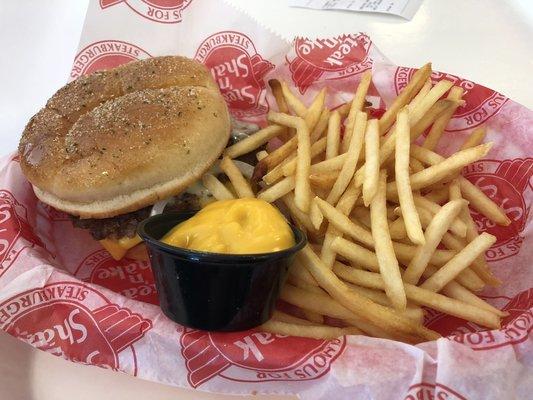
[18,56,233,260]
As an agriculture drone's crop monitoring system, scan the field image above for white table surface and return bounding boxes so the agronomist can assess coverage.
[0,1,532,399]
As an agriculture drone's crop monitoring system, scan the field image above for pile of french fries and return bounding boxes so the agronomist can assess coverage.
[206,63,512,344]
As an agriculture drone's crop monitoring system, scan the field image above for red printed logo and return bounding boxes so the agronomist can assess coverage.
[288,34,372,94]
[70,40,152,80]
[75,249,158,305]
[180,328,345,387]
[194,31,274,119]
[395,68,508,132]
[100,0,193,23]
[0,191,44,278]
[0,282,151,372]
[405,383,467,400]
[463,158,532,261]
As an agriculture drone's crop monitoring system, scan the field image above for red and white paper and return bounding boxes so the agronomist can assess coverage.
[1,1,532,398]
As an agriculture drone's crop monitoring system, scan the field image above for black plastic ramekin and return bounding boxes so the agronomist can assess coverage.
[138,211,306,331]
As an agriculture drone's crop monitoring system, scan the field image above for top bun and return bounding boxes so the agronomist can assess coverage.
[19,56,230,219]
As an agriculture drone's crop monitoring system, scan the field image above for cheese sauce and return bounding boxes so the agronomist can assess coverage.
[162,199,295,254]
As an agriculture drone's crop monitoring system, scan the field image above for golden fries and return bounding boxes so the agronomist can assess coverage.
[224,125,284,159]
[326,111,341,159]
[202,174,235,201]
[216,63,510,342]
[258,176,295,203]
[280,81,307,116]
[299,247,440,341]
[327,111,367,204]
[395,108,425,244]
[421,232,497,292]
[403,200,465,284]
[379,63,432,134]
[342,70,372,152]
[363,119,380,206]
[261,320,362,339]
[422,86,464,150]
[370,171,407,310]
[268,113,312,211]
[220,157,254,198]
[386,143,493,197]
[333,265,500,329]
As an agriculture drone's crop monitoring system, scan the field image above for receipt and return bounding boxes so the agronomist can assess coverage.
[288,0,423,20]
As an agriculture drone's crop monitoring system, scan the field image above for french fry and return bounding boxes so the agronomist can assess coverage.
[309,172,338,190]
[440,279,507,317]
[320,185,361,268]
[304,88,327,132]
[260,135,298,171]
[352,79,455,188]
[402,200,466,285]
[326,111,341,159]
[460,126,487,151]
[378,63,432,134]
[267,113,312,211]
[344,283,425,323]
[279,137,328,179]
[410,144,510,226]
[409,157,425,173]
[261,108,329,174]
[220,157,254,198]
[386,143,493,197]
[310,108,331,142]
[256,150,269,161]
[202,174,235,201]
[333,265,500,329]
[257,176,295,203]
[299,246,440,341]
[309,154,346,174]
[318,200,374,248]
[388,216,407,240]
[370,171,407,310]
[410,99,457,140]
[280,81,307,116]
[363,119,380,206]
[310,197,324,230]
[302,309,324,324]
[290,258,319,286]
[342,70,372,152]
[460,178,511,226]
[413,194,466,237]
[260,320,362,340]
[449,180,500,285]
[330,209,456,267]
[271,310,315,326]
[224,125,284,159]
[422,86,464,150]
[423,186,449,204]
[327,111,367,204]
[395,108,425,245]
[289,273,324,295]
[407,78,432,111]
[331,237,379,271]
[280,283,418,342]
[269,79,290,113]
[351,206,371,227]
[268,79,292,141]
[281,193,316,233]
[421,233,497,292]
[335,102,351,118]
